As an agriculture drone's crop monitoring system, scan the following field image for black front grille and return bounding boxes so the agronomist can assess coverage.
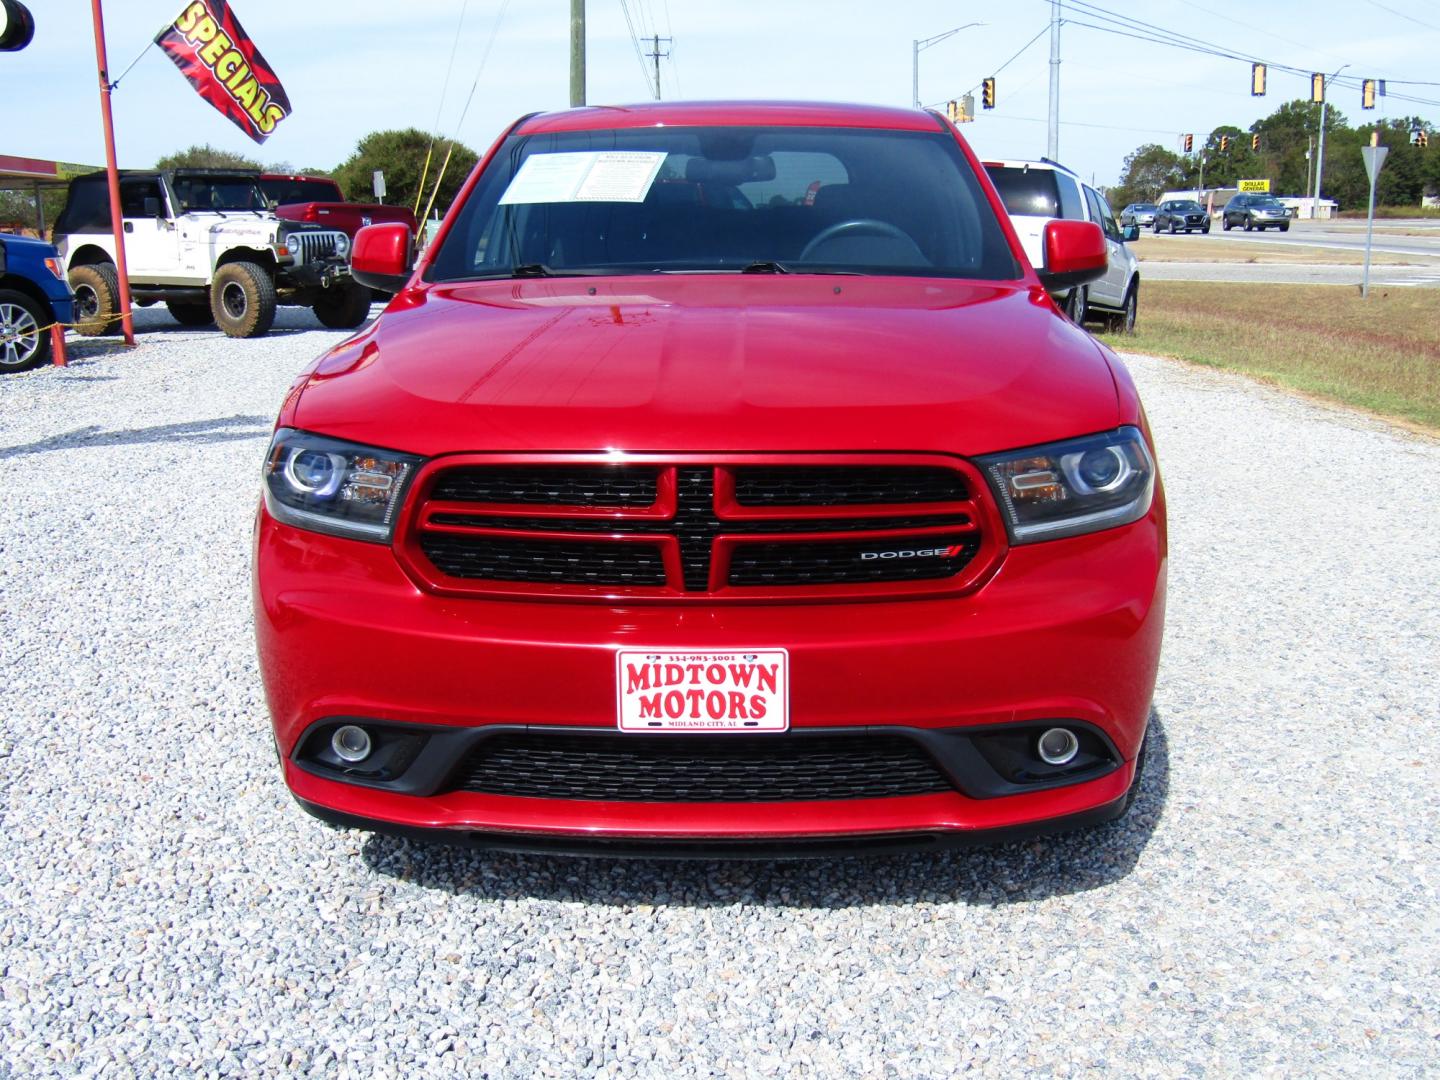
[728,536,980,586]
[420,535,666,586]
[733,466,966,505]
[451,731,954,802]
[431,466,659,506]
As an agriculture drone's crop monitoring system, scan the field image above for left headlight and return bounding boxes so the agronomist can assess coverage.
[976,426,1156,544]
[262,428,422,542]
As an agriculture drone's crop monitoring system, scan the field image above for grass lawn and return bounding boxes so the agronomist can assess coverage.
[1129,234,1420,265]
[1097,281,1440,432]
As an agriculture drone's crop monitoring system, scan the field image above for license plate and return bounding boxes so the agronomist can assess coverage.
[616,649,789,733]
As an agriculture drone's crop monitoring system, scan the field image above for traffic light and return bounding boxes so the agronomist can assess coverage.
[1251,63,1266,96]
[982,77,996,110]
[1183,133,1193,153]
[1362,79,1377,109]
[1220,135,1230,151]
[1420,131,1431,149]
[1251,133,1260,151]
[946,100,959,122]
[1311,73,1325,103]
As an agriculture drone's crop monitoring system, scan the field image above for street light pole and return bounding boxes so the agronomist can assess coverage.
[569,0,585,108]
[1312,64,1348,220]
[911,23,984,110]
[1048,0,1062,159]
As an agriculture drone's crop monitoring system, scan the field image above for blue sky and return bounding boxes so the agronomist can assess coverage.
[3,0,1435,187]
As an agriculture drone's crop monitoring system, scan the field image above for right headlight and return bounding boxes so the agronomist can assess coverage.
[262,428,421,542]
[976,426,1156,544]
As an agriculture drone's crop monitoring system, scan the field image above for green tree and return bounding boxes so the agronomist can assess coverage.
[155,144,263,170]
[332,129,479,217]
[1111,143,1184,207]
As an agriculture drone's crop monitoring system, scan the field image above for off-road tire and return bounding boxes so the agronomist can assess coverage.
[312,281,372,330]
[0,289,51,371]
[210,262,276,339]
[166,301,214,327]
[68,263,122,337]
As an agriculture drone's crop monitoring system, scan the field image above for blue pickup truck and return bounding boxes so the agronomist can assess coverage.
[1,233,75,371]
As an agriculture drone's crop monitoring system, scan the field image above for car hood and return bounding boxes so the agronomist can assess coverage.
[292,276,1122,458]
[1,234,58,257]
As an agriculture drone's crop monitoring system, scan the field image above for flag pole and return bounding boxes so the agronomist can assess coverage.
[89,0,136,346]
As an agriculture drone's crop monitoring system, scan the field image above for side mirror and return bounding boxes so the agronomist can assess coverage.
[1122,224,1140,242]
[144,196,162,219]
[1036,220,1107,293]
[351,222,413,293]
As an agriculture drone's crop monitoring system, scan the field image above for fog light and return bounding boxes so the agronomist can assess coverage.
[1037,727,1079,766]
[331,724,373,763]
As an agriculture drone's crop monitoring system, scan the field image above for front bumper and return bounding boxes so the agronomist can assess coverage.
[255,498,1166,846]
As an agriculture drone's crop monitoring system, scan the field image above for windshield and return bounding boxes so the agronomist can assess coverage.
[1252,197,1283,207]
[1131,204,1157,211]
[260,177,344,205]
[1169,201,1203,211]
[428,126,1018,282]
[171,176,268,212]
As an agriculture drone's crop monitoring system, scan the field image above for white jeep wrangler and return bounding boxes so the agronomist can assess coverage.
[54,169,370,338]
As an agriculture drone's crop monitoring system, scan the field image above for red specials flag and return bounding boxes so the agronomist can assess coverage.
[154,2,291,144]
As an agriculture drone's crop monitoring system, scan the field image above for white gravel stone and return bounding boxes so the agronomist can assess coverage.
[1,310,1437,1077]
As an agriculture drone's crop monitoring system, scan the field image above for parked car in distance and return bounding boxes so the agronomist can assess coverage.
[0,232,74,371]
[259,174,419,241]
[984,158,1141,331]
[1222,193,1292,232]
[1120,203,1157,228]
[1152,199,1210,234]
[53,170,369,338]
[255,100,1166,856]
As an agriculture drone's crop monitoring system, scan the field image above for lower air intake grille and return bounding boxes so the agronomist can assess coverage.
[451,732,954,802]
[727,536,980,586]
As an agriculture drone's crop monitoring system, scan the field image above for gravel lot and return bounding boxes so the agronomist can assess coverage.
[2,308,1437,1077]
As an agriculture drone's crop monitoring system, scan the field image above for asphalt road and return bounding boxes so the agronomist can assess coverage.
[1142,262,1440,287]
[1203,221,1440,260]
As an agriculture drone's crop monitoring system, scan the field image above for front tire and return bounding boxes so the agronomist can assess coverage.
[1106,283,1138,335]
[1279,223,1290,233]
[68,263,122,337]
[1168,220,1177,234]
[1223,216,1232,231]
[210,262,276,338]
[0,289,50,372]
[1063,286,1088,326]
[166,301,214,327]
[1201,221,1210,234]
[312,281,372,330]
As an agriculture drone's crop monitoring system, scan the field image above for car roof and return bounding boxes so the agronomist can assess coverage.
[515,100,946,135]
[71,168,261,182]
[981,158,1081,178]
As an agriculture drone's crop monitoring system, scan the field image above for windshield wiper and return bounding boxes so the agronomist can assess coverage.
[509,263,620,278]
[740,260,790,274]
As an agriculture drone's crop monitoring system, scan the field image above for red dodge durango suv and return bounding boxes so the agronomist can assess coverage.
[254,101,1167,856]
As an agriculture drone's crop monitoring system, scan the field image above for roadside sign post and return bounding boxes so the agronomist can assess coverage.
[1359,143,1388,299]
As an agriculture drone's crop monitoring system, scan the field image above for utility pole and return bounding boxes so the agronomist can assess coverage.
[1304,136,1313,212]
[88,0,134,346]
[645,33,671,101]
[1047,0,1061,159]
[569,0,585,107]
[911,23,984,110]
[1312,64,1349,220]
[1197,152,1206,201]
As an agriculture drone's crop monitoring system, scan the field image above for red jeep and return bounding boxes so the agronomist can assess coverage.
[254,101,1166,856]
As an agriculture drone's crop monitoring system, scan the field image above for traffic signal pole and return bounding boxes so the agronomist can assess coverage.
[88,0,135,346]
[1047,0,1061,159]
[1311,64,1349,220]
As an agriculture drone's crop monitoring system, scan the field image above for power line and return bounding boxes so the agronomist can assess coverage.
[1359,0,1440,33]
[618,0,657,98]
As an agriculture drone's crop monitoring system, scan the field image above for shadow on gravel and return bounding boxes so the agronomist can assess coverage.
[359,710,1169,908]
[0,414,270,459]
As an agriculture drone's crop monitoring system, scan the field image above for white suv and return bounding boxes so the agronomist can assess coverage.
[983,158,1140,333]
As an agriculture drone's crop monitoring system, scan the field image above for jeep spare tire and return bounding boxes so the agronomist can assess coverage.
[68,263,122,337]
[312,281,372,330]
[211,262,276,338]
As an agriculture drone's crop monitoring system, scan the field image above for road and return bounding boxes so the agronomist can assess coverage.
[1140,218,1440,286]
[1,309,1437,1076]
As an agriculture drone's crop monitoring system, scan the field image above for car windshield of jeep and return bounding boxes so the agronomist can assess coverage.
[171,176,269,213]
[427,125,1019,281]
